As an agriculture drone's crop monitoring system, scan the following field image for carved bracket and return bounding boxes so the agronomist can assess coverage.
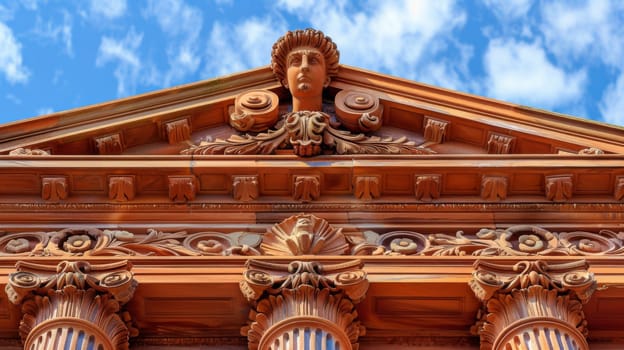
[240,259,368,350]
[6,260,138,350]
[414,174,441,201]
[423,117,449,144]
[41,176,68,201]
[109,176,136,202]
[615,176,624,201]
[293,175,320,202]
[168,175,197,202]
[94,133,124,155]
[481,175,507,201]
[486,132,515,154]
[354,175,381,201]
[469,260,596,350]
[545,174,573,202]
[164,118,191,144]
[232,175,259,202]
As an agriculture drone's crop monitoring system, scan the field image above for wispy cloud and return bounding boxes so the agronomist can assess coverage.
[96,29,148,96]
[32,11,73,56]
[0,21,30,84]
[483,39,586,109]
[144,0,202,86]
[202,17,287,78]
[483,0,534,19]
[90,0,127,20]
[6,93,22,104]
[599,73,624,126]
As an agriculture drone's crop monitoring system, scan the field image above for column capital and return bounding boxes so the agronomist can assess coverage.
[470,260,596,350]
[240,259,369,350]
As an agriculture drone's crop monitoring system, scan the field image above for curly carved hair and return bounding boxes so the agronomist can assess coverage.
[271,29,340,87]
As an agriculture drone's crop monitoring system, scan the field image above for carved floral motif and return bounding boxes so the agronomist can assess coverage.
[182,111,431,157]
[469,260,596,350]
[8,148,50,156]
[240,259,368,350]
[6,260,138,350]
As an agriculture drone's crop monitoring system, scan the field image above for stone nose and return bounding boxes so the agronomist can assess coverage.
[300,54,310,72]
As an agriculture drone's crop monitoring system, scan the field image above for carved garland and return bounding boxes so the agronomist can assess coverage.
[0,221,623,257]
[240,259,368,350]
[469,260,596,350]
[6,260,138,350]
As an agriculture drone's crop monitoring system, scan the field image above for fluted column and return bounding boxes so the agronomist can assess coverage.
[469,260,596,350]
[240,260,369,350]
[5,260,137,350]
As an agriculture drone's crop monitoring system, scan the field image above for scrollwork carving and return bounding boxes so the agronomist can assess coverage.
[334,89,383,132]
[230,90,280,132]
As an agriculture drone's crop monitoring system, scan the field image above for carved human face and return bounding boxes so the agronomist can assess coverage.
[286,48,329,98]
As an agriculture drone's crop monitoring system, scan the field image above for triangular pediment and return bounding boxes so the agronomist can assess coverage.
[2,65,623,156]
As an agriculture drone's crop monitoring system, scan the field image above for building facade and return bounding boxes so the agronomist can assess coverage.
[0,29,624,350]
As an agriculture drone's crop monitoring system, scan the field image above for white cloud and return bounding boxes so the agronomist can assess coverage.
[483,39,586,109]
[36,107,54,115]
[202,17,287,78]
[6,93,22,104]
[540,0,624,69]
[599,73,624,126]
[483,0,533,19]
[144,0,202,86]
[33,11,73,56]
[0,21,29,84]
[90,0,127,20]
[20,0,38,11]
[96,29,147,96]
[275,0,467,85]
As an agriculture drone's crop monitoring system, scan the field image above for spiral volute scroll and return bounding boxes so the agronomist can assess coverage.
[334,89,383,132]
[230,89,280,132]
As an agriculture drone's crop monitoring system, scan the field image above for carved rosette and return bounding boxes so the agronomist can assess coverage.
[469,260,596,350]
[240,260,368,350]
[5,260,138,350]
[261,214,349,255]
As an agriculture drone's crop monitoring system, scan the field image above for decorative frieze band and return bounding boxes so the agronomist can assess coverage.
[0,216,622,257]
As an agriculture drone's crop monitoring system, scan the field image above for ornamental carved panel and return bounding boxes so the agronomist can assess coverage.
[486,132,515,154]
[165,118,191,144]
[293,175,320,202]
[481,175,508,201]
[94,133,123,155]
[423,117,449,144]
[414,174,441,201]
[108,176,135,202]
[168,175,197,202]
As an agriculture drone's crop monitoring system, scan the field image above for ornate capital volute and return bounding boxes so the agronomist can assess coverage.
[5,260,138,350]
[240,259,369,350]
[469,260,596,350]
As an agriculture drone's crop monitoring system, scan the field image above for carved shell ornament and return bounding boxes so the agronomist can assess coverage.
[181,29,433,157]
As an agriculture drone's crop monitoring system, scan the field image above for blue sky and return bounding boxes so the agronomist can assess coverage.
[1,0,624,127]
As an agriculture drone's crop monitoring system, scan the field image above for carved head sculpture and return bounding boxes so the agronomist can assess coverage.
[271,29,340,111]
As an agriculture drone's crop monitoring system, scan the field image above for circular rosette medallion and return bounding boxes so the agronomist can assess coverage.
[230,89,279,132]
[496,226,559,255]
[334,89,383,132]
[0,232,47,255]
[377,231,429,255]
[183,232,233,255]
[559,231,619,255]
